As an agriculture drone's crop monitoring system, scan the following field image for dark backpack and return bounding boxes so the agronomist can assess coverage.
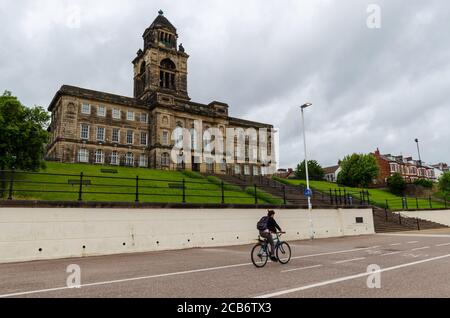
[257,216,269,231]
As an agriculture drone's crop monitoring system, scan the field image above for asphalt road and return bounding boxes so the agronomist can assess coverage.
[1,229,449,298]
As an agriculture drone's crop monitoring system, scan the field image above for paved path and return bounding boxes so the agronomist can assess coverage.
[1,229,449,298]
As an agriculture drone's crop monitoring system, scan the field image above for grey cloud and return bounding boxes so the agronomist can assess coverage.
[0,0,449,168]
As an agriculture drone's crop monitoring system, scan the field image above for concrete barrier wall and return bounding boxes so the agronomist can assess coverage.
[0,208,374,264]
[399,210,450,226]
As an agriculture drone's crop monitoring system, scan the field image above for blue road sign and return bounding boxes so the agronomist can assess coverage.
[304,188,313,198]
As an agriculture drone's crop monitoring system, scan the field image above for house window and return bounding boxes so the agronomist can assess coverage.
[139,154,148,167]
[127,111,134,121]
[112,108,121,120]
[140,113,148,123]
[125,153,134,166]
[161,153,170,167]
[95,150,104,164]
[112,128,120,143]
[253,166,259,176]
[111,151,119,165]
[96,127,105,141]
[127,131,134,144]
[140,132,148,146]
[78,149,89,163]
[97,106,106,117]
[81,103,91,115]
[80,124,89,140]
[162,131,169,145]
[235,165,241,175]
[390,164,397,173]
[244,165,250,176]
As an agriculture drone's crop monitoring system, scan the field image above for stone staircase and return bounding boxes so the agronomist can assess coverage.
[372,207,448,233]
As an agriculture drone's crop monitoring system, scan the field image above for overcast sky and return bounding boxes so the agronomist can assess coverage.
[1,0,449,168]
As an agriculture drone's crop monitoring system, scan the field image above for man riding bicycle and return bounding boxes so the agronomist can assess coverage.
[258,210,284,262]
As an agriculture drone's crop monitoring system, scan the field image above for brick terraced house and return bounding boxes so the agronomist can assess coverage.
[372,148,437,184]
[46,11,275,175]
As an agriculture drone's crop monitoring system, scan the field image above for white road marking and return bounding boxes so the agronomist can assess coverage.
[334,257,366,264]
[390,243,402,246]
[408,241,419,244]
[0,245,383,298]
[436,243,450,247]
[282,265,323,273]
[412,246,430,251]
[255,254,450,298]
[379,233,450,238]
[380,251,402,256]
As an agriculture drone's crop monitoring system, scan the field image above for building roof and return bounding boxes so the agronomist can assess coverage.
[323,165,340,174]
[146,11,177,34]
[48,85,145,111]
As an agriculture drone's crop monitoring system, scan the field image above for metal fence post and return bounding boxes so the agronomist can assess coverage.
[405,197,409,210]
[334,189,338,205]
[254,185,258,205]
[135,176,139,203]
[283,186,287,205]
[221,181,225,204]
[7,168,15,200]
[399,213,402,225]
[417,218,421,231]
[329,189,333,205]
[78,172,83,202]
[182,179,186,203]
[416,197,419,209]
[367,191,371,205]
[385,199,389,210]
[344,189,347,205]
[429,196,432,209]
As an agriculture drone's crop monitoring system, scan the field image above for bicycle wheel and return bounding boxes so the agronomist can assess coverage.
[276,242,292,264]
[251,243,269,268]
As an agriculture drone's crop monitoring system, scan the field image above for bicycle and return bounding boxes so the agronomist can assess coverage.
[251,232,291,268]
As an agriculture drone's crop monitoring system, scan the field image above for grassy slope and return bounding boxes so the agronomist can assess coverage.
[275,178,446,210]
[4,162,269,204]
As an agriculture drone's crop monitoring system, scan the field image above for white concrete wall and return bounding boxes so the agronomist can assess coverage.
[399,210,450,226]
[0,208,374,264]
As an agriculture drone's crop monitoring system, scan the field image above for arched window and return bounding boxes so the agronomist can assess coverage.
[161,153,170,167]
[140,61,146,75]
[160,59,176,90]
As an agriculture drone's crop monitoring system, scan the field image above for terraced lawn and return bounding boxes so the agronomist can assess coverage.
[0,162,280,205]
[274,178,447,210]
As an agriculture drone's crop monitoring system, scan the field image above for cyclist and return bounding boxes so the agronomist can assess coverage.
[258,210,283,262]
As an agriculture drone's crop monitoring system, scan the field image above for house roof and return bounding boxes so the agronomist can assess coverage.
[323,165,340,174]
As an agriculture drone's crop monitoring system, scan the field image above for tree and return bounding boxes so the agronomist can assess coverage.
[0,91,50,171]
[387,173,407,196]
[438,172,450,196]
[294,160,325,181]
[337,153,379,188]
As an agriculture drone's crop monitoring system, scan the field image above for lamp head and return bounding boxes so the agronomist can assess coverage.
[301,103,313,109]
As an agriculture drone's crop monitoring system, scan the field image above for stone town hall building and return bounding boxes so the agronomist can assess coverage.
[46,11,274,175]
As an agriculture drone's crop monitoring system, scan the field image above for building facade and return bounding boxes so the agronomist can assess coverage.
[46,11,275,175]
[372,149,436,184]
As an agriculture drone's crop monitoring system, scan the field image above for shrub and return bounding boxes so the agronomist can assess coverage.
[413,179,433,189]
[438,172,450,196]
[387,173,407,196]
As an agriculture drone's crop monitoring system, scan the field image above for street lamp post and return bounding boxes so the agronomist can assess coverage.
[415,138,422,167]
[300,103,314,240]
[301,103,313,209]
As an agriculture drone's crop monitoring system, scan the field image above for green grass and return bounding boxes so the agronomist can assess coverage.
[245,187,284,205]
[0,162,275,205]
[274,178,446,210]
